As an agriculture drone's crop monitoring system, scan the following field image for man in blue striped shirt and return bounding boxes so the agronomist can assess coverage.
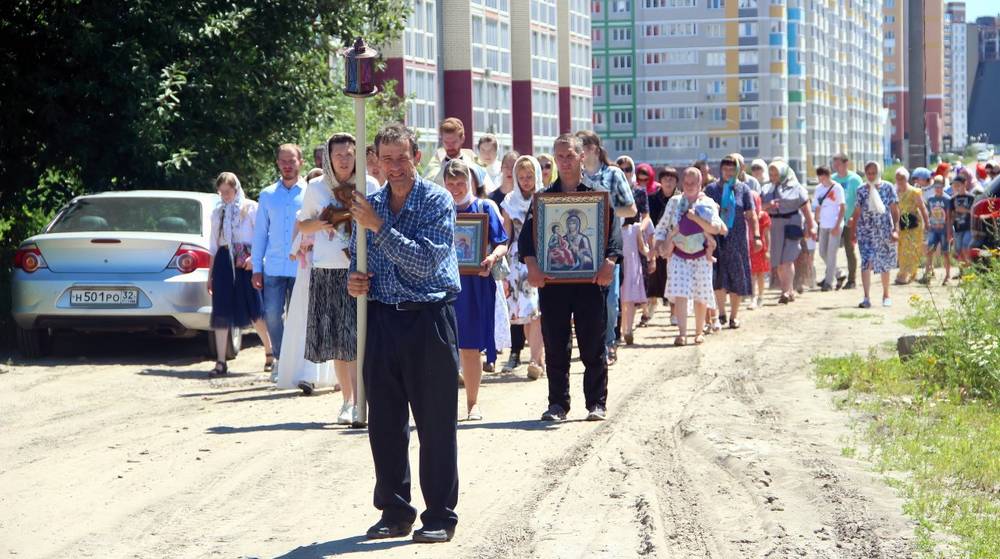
[348,123,461,544]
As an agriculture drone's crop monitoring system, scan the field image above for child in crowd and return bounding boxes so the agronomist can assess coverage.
[663,200,718,263]
[749,191,771,309]
[920,177,952,285]
[620,215,651,345]
[949,175,975,271]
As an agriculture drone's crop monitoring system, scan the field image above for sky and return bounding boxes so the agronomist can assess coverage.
[960,0,999,21]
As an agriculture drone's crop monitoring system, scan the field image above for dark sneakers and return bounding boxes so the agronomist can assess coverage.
[412,526,455,543]
[365,518,413,540]
[541,404,567,422]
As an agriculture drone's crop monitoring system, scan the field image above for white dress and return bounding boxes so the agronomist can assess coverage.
[274,234,334,389]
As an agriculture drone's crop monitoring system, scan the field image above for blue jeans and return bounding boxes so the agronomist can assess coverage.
[605,264,620,348]
[262,275,296,358]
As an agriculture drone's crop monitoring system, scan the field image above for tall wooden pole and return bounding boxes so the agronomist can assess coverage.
[907,0,927,168]
[353,96,368,427]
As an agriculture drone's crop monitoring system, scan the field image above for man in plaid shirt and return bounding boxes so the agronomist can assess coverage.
[349,124,461,544]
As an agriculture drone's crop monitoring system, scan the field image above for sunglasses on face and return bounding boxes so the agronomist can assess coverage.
[541,163,552,170]
[620,167,633,173]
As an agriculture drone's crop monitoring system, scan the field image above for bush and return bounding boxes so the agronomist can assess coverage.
[908,258,1000,401]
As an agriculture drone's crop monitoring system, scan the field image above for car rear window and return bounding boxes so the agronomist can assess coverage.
[48,197,204,235]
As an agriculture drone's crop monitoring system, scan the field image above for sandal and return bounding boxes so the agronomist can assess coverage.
[693,335,706,345]
[729,318,741,329]
[210,360,228,376]
[264,353,275,372]
[673,336,687,347]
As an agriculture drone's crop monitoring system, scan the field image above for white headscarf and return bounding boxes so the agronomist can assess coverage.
[220,174,246,251]
[502,156,543,223]
[445,159,475,208]
[616,155,637,187]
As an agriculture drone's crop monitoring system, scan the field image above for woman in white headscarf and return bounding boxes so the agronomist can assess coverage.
[851,160,900,308]
[501,155,546,380]
[208,172,271,376]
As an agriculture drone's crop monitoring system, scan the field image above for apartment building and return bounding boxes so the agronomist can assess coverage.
[944,2,968,152]
[378,0,593,156]
[590,0,882,179]
[882,0,945,160]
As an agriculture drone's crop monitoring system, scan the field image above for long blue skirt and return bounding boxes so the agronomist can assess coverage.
[454,274,497,363]
[210,246,263,329]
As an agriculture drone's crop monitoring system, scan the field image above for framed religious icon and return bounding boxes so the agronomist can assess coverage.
[532,191,611,283]
[455,213,489,275]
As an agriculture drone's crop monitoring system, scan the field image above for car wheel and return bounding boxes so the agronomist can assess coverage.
[16,326,51,359]
[206,328,242,360]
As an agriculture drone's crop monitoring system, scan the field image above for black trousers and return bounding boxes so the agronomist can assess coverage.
[364,300,460,530]
[510,324,525,353]
[538,283,609,413]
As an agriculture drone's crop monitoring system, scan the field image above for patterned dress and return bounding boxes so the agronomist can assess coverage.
[855,181,899,274]
[896,185,924,279]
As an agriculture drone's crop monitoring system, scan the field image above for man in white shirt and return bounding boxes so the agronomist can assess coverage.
[423,117,495,192]
[298,133,380,424]
[813,165,846,291]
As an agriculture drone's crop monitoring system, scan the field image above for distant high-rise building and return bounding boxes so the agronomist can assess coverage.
[378,0,593,157]
[589,0,882,179]
[883,0,946,159]
[944,2,968,151]
[975,16,1000,61]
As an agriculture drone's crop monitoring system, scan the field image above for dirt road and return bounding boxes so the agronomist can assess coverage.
[1,281,929,558]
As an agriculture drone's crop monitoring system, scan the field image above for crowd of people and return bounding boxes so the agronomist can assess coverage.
[203,117,999,543]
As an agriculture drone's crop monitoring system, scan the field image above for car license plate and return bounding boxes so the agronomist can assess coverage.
[70,288,139,307]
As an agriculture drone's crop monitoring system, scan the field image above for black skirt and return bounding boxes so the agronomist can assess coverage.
[305,268,357,362]
[210,246,263,329]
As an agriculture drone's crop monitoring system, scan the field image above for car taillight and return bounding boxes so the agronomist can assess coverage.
[170,244,211,274]
[13,243,47,273]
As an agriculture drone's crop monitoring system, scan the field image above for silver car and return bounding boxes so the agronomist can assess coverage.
[11,190,244,358]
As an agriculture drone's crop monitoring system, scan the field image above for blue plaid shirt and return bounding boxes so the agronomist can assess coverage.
[350,176,460,304]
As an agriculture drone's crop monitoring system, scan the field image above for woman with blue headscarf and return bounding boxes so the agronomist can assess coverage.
[704,154,758,329]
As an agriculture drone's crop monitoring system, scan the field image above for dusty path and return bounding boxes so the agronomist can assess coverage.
[1,279,932,558]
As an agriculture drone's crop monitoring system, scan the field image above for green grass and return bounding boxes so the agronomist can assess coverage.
[814,354,1000,558]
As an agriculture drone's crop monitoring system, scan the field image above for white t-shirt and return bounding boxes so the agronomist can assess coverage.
[298,174,381,269]
[812,182,845,229]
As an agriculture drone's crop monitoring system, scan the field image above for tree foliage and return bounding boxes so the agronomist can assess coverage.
[0,0,408,247]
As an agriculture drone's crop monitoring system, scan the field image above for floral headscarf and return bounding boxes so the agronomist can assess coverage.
[219,174,246,251]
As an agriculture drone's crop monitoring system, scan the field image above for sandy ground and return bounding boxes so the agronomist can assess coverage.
[1,275,939,559]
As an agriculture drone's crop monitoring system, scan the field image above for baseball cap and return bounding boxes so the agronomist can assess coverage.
[911,167,932,181]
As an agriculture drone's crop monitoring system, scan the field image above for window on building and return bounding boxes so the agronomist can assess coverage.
[738,0,757,7]
[612,55,632,69]
[708,136,723,149]
[739,78,759,93]
[613,110,633,124]
[739,105,758,121]
[740,135,759,149]
[615,139,634,152]
[708,0,724,8]
[612,0,630,12]
[706,52,725,66]
[708,79,725,94]
[711,107,727,121]
[739,50,759,65]
[739,22,757,38]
